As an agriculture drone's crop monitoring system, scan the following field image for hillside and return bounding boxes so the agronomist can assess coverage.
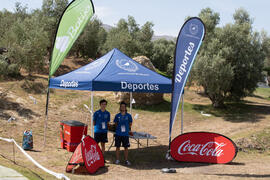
[102,24,176,41]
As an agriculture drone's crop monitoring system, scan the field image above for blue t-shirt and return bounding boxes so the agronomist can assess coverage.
[114,112,132,136]
[93,110,110,133]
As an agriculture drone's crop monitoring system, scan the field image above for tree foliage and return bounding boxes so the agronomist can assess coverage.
[222,9,264,100]
[0,3,49,76]
[0,2,269,99]
[71,18,107,58]
[103,16,154,58]
[193,8,265,107]
[152,39,175,73]
[261,31,270,72]
[8,13,49,74]
[194,39,234,107]
[41,0,69,47]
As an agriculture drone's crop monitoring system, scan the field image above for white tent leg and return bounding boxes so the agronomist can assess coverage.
[91,91,94,137]
[130,92,132,115]
[181,95,184,134]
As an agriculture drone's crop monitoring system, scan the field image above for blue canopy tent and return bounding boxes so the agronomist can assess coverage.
[49,48,172,136]
[50,48,171,92]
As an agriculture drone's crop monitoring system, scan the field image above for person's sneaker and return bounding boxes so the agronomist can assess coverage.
[125,160,131,166]
[115,160,120,164]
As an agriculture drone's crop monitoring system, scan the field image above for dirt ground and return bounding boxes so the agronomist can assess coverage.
[0,76,270,180]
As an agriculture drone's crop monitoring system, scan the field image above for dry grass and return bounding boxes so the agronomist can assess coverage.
[1,77,270,180]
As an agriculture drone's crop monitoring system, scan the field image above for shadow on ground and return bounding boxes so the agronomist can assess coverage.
[214,173,270,178]
[105,145,220,170]
[249,94,268,100]
[192,101,270,123]
[67,165,109,176]
[133,100,171,112]
[0,97,40,120]
[21,80,47,94]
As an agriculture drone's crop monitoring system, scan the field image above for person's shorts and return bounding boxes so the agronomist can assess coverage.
[115,135,130,148]
[94,132,108,143]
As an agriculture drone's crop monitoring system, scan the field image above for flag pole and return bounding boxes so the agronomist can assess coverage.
[167,17,205,159]
[181,94,184,134]
[43,0,95,147]
[91,91,94,137]
[44,81,50,147]
[44,39,53,147]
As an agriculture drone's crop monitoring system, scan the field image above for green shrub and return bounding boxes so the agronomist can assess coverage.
[263,67,270,76]
[7,64,20,77]
[0,59,8,76]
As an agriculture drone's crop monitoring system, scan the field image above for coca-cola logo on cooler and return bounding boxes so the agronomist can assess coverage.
[170,132,238,164]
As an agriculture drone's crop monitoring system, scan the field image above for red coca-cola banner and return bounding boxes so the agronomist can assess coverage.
[81,136,104,173]
[170,132,238,164]
[66,143,84,172]
[66,136,104,174]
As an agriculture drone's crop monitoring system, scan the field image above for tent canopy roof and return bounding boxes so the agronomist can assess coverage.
[49,48,172,93]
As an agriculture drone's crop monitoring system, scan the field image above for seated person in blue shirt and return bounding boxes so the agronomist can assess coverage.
[93,99,110,155]
[114,101,132,165]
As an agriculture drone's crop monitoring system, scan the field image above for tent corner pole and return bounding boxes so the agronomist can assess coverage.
[91,91,94,137]
[130,92,132,115]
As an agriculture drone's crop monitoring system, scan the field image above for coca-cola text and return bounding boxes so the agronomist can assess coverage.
[178,140,225,157]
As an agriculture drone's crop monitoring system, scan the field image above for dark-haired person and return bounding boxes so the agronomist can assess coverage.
[93,99,110,156]
[114,101,132,165]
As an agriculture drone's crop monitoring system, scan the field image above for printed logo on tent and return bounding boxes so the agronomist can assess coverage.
[55,36,70,53]
[189,23,199,35]
[116,59,138,72]
[60,80,78,88]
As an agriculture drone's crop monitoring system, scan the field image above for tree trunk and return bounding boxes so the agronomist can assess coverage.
[207,91,225,108]
[212,99,225,108]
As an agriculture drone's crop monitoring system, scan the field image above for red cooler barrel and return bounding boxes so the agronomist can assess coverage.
[60,120,88,152]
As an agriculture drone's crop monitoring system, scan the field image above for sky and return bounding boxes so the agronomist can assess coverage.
[1,0,270,36]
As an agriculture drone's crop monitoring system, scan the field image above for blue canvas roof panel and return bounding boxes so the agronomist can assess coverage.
[49,48,172,93]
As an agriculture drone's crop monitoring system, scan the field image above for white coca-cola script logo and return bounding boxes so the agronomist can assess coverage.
[178,140,226,157]
[84,145,100,166]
